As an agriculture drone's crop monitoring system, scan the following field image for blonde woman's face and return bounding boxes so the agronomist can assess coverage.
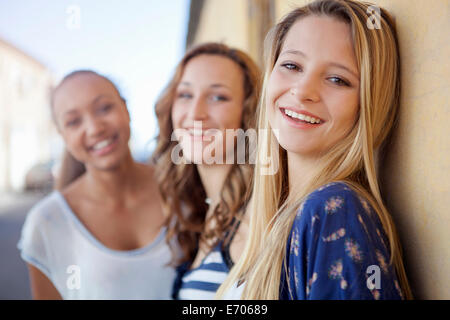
[171,54,245,164]
[53,73,131,171]
[267,16,360,158]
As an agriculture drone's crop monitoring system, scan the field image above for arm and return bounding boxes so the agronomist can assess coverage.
[27,264,62,300]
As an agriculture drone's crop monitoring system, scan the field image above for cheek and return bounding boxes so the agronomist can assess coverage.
[266,72,286,122]
[226,105,243,129]
[62,130,85,158]
[266,73,278,107]
[171,104,184,129]
[267,69,288,103]
[328,94,359,133]
[209,103,242,130]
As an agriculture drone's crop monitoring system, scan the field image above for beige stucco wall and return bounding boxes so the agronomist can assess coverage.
[190,0,274,66]
[371,0,449,300]
[192,0,250,52]
[191,0,450,299]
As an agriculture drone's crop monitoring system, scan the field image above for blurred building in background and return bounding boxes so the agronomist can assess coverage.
[0,38,56,192]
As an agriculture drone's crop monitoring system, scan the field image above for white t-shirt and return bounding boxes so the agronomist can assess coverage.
[17,191,177,300]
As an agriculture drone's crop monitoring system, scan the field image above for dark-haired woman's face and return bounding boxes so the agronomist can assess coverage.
[52,73,131,171]
[171,54,245,165]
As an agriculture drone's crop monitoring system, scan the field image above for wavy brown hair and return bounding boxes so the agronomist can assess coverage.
[151,43,261,265]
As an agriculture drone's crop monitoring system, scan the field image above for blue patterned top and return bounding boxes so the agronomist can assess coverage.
[280,182,405,300]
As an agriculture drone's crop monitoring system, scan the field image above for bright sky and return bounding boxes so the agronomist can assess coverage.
[0,0,189,160]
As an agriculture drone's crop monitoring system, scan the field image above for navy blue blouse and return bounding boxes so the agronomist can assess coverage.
[280,182,404,300]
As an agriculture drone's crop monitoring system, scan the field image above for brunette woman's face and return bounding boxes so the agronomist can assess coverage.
[267,15,360,159]
[52,73,131,171]
[171,54,245,164]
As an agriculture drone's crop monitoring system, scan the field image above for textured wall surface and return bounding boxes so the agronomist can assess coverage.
[192,0,250,52]
[372,0,449,300]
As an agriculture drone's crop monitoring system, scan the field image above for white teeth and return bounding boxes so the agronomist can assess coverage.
[283,109,321,124]
[189,129,203,136]
[92,138,113,150]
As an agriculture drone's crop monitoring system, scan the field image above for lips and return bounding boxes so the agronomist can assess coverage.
[279,107,325,129]
[183,127,217,141]
[88,133,119,155]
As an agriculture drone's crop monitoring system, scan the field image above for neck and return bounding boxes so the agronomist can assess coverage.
[286,152,319,203]
[197,163,233,206]
[84,150,140,200]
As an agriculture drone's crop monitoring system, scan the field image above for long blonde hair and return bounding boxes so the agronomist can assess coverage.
[152,43,261,265]
[217,0,412,299]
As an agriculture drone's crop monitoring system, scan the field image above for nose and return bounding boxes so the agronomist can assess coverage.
[189,97,208,120]
[290,73,320,103]
[85,115,106,138]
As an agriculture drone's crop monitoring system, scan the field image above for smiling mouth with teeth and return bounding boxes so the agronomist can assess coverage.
[186,128,217,138]
[90,134,119,151]
[281,108,323,124]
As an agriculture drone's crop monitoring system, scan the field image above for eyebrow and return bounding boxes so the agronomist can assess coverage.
[63,94,109,116]
[178,82,231,90]
[280,49,307,58]
[280,49,359,79]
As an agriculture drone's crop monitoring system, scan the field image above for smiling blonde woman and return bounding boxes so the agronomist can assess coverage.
[217,0,412,300]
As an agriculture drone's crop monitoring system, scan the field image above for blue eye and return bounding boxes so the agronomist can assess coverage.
[329,76,350,86]
[66,118,80,127]
[210,95,229,102]
[177,92,192,99]
[281,62,301,71]
[99,104,113,113]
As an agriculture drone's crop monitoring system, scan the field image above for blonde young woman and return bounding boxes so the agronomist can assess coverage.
[151,43,261,299]
[18,70,176,299]
[218,0,413,299]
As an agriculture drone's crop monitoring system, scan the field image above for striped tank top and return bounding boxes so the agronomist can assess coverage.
[172,224,239,300]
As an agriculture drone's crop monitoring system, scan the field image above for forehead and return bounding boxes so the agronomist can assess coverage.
[53,74,118,113]
[281,15,357,68]
[180,54,244,87]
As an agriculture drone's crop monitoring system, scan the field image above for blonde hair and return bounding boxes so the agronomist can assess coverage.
[152,43,261,265]
[217,0,412,299]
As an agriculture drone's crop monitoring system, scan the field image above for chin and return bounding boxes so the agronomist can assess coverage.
[92,152,129,171]
[278,140,316,158]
